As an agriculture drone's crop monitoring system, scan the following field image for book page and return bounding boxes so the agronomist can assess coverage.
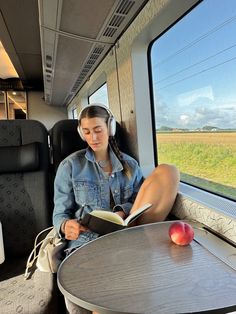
[90,210,125,226]
[0,222,5,264]
[124,203,152,226]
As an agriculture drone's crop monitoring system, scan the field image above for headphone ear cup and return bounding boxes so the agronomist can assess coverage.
[77,125,86,141]
[108,117,116,136]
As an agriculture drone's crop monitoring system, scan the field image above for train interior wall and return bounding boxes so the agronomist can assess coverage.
[66,0,236,246]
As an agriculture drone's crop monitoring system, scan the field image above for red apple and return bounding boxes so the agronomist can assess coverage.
[169,221,194,246]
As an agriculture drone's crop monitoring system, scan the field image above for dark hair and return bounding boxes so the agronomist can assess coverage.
[79,105,131,178]
[109,137,131,178]
[79,105,110,122]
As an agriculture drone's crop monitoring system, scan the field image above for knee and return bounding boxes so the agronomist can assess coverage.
[153,164,180,183]
[142,164,180,191]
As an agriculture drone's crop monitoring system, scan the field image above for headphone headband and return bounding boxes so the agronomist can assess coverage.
[77,103,116,140]
[77,103,114,122]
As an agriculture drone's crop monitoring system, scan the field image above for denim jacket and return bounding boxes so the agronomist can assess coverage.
[53,146,144,250]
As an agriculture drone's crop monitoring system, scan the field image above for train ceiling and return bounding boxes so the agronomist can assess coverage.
[0,0,149,106]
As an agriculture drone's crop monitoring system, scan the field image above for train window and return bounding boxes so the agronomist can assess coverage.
[0,91,27,120]
[150,0,236,200]
[72,108,78,119]
[0,91,7,119]
[88,83,109,107]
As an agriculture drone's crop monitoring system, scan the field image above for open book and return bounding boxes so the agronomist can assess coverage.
[81,203,152,235]
[0,221,5,264]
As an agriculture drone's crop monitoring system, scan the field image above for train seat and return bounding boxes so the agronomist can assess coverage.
[50,119,135,173]
[49,119,87,172]
[0,120,61,314]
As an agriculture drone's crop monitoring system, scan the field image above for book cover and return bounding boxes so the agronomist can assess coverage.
[80,203,152,235]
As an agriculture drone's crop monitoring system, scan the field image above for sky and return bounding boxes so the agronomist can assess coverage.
[89,84,109,107]
[151,0,236,130]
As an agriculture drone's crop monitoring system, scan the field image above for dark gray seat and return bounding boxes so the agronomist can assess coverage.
[0,120,61,314]
[49,119,87,172]
[50,119,135,173]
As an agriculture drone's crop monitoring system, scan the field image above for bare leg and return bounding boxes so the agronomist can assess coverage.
[130,164,180,224]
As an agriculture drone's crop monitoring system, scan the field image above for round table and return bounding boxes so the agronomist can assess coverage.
[58,221,236,314]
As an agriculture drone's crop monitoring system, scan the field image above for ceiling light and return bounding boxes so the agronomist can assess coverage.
[0,41,19,79]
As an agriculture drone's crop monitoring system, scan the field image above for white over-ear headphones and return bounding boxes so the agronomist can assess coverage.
[77,103,116,141]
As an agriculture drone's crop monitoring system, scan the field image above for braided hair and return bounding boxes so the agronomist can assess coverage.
[109,136,131,178]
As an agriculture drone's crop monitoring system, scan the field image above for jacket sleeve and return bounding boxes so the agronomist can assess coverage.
[53,160,76,234]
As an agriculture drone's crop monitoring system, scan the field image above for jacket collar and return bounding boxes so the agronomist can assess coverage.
[85,145,123,173]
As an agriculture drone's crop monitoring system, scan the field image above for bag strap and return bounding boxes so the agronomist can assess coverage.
[24,226,54,279]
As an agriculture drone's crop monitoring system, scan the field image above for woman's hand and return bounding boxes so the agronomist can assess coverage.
[115,211,126,219]
[63,219,88,240]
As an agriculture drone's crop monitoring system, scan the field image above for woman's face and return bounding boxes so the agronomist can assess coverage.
[80,117,109,153]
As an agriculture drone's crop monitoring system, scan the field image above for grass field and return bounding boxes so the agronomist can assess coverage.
[156,132,236,199]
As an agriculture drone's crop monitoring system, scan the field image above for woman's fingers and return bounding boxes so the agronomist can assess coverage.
[64,219,88,240]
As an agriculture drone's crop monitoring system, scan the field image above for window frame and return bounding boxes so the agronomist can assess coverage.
[147,0,236,202]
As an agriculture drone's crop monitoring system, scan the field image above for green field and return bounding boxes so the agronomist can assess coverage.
[156,132,236,200]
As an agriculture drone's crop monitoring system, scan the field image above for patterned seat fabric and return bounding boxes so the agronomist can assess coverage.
[0,120,60,314]
[0,258,58,314]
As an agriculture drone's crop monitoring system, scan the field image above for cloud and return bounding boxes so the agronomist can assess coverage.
[192,104,236,129]
[180,114,190,126]
[177,86,214,107]
[155,88,236,129]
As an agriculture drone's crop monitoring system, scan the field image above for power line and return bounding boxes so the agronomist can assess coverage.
[152,14,236,69]
[155,56,236,91]
[153,43,236,85]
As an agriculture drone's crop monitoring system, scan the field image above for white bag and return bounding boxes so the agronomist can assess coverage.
[24,226,66,279]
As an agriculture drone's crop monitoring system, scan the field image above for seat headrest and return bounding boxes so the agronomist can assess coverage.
[0,142,39,173]
[60,130,87,160]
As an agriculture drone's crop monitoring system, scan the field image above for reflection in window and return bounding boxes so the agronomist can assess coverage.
[7,91,27,119]
[0,91,27,120]
[72,108,78,119]
[150,0,236,200]
[0,91,7,119]
[88,83,109,107]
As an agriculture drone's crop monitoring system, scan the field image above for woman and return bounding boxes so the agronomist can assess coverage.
[53,103,179,314]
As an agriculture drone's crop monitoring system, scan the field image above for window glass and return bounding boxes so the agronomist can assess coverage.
[88,83,109,107]
[0,91,7,119]
[150,0,236,200]
[7,91,27,119]
[72,108,78,119]
[0,91,27,120]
